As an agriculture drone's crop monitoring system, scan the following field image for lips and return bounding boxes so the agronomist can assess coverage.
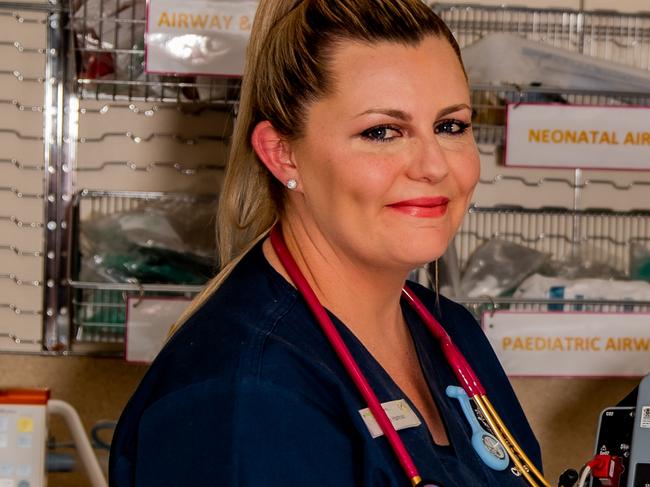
[387,197,450,218]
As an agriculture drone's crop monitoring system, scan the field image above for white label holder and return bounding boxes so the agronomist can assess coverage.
[505,103,650,170]
[125,296,192,363]
[483,311,650,377]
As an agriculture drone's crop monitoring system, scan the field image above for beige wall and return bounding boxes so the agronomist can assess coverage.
[513,377,639,482]
[0,355,147,486]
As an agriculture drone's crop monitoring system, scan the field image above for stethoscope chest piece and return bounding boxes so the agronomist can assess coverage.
[445,385,510,471]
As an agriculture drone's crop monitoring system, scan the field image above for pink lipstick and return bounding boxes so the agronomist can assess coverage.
[388,197,449,218]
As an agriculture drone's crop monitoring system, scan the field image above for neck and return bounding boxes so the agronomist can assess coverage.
[263,219,412,346]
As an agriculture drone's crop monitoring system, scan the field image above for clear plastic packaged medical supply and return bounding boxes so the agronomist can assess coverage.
[540,244,625,281]
[79,197,218,285]
[462,33,650,92]
[459,239,549,298]
[630,242,650,282]
[514,274,650,311]
[71,0,146,82]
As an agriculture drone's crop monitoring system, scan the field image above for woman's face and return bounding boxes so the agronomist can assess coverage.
[285,35,480,272]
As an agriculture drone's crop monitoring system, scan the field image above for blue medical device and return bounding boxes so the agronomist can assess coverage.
[445,385,510,471]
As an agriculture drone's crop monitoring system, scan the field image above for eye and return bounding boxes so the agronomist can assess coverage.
[360,125,403,143]
[435,119,471,136]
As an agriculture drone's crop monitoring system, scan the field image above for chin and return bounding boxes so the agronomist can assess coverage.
[392,245,448,272]
[399,229,451,258]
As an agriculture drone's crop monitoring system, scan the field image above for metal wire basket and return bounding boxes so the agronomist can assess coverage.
[433,3,650,145]
[457,205,650,272]
[67,189,217,354]
[452,205,650,317]
[69,0,241,104]
[68,1,650,139]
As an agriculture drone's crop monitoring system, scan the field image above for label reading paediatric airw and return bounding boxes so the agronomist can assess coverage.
[484,311,650,377]
[359,399,421,439]
[641,406,650,428]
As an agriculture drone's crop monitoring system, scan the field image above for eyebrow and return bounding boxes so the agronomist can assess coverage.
[438,103,472,118]
[356,108,412,122]
[356,103,472,121]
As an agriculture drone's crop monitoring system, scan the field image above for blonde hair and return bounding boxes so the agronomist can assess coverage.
[171,0,463,333]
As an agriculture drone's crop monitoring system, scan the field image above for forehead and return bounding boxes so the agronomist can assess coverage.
[320,36,469,114]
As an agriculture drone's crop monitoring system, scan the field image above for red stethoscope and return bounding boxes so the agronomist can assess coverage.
[269,226,550,487]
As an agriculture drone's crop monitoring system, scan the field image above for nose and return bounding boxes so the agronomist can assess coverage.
[407,135,450,184]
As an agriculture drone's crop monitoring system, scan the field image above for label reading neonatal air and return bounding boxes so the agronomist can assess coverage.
[359,399,421,439]
[506,104,650,170]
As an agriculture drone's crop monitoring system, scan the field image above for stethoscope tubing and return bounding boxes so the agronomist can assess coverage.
[269,225,550,487]
[269,227,425,485]
[403,288,550,486]
[401,287,485,397]
[477,395,550,487]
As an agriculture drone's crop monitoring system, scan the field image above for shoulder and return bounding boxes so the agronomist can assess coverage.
[110,245,355,480]
[138,243,304,397]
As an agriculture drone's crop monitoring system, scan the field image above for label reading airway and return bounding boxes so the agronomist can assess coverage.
[359,399,421,438]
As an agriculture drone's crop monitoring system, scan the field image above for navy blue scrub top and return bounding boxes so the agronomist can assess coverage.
[109,242,542,486]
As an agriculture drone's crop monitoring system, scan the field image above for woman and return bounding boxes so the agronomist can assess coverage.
[109,1,544,485]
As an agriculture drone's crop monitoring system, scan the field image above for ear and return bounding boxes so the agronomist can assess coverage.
[251,121,299,190]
